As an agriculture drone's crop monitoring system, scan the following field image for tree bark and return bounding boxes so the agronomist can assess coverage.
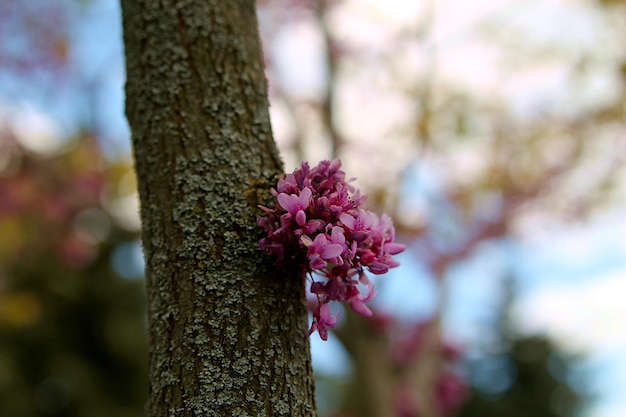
[120,1,317,415]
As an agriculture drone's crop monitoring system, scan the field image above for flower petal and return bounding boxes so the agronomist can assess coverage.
[339,213,356,229]
[349,298,373,317]
[300,235,313,247]
[296,210,307,226]
[321,243,343,259]
[385,242,406,255]
[299,187,312,210]
[368,262,389,275]
[277,193,291,211]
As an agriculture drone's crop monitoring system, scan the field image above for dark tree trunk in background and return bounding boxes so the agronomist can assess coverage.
[120,1,317,415]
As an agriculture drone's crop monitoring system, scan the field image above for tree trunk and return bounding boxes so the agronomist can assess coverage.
[120,1,317,415]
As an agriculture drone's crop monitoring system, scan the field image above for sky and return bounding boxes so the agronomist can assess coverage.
[2,0,625,416]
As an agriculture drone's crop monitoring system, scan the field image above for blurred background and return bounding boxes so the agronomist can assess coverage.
[1,0,625,416]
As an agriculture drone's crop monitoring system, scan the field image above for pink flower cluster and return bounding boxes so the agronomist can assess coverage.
[257,159,405,340]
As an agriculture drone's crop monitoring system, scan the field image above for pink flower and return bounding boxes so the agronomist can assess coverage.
[301,233,344,269]
[277,187,312,227]
[308,303,340,341]
[277,186,311,214]
[340,210,374,241]
[347,281,377,317]
[257,159,405,340]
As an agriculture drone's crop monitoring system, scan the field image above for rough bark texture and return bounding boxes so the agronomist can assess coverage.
[120,1,317,416]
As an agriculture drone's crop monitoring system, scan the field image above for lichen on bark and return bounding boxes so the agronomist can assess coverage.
[120,1,317,415]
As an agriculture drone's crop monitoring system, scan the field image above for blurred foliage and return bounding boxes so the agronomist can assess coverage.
[318,311,591,417]
[459,337,586,417]
[457,278,590,417]
[0,0,72,91]
[0,134,147,417]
